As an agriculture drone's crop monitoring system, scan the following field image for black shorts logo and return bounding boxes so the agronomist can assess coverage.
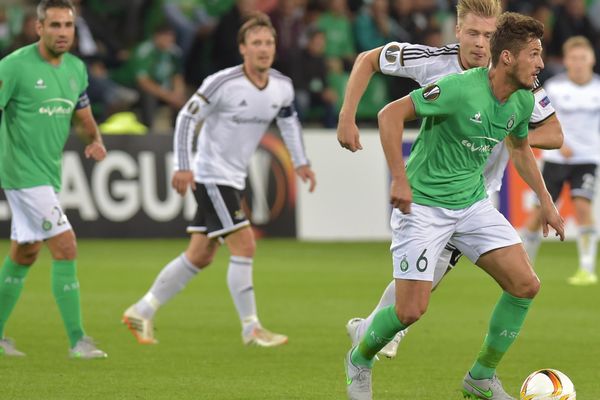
[385,45,400,63]
[422,84,440,101]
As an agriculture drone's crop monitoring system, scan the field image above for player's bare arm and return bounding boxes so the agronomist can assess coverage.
[137,75,185,108]
[74,106,106,161]
[506,134,564,240]
[377,95,416,213]
[528,113,563,149]
[337,47,383,152]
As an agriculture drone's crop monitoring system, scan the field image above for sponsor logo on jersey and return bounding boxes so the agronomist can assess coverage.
[38,98,74,117]
[470,112,482,124]
[232,116,271,125]
[461,136,500,154]
[239,99,247,107]
[539,96,551,108]
[422,84,440,101]
[384,44,400,63]
[35,79,47,89]
[506,113,515,130]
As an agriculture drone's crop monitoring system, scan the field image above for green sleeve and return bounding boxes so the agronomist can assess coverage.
[0,59,17,109]
[510,91,535,139]
[409,74,461,118]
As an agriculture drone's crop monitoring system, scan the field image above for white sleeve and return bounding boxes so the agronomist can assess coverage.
[275,85,309,168]
[378,41,455,86]
[173,78,220,171]
[530,81,555,125]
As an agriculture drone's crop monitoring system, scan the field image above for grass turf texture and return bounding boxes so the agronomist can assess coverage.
[0,239,597,399]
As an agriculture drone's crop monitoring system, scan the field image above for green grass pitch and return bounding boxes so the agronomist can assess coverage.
[0,239,598,399]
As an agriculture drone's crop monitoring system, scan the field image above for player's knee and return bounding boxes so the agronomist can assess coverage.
[513,276,541,299]
[186,251,214,269]
[228,238,256,258]
[53,248,77,260]
[14,251,39,266]
[394,304,426,326]
[237,239,256,257]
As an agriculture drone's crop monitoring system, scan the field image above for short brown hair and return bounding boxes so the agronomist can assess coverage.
[456,0,502,24]
[562,35,594,55]
[37,0,75,22]
[237,12,277,45]
[490,12,544,66]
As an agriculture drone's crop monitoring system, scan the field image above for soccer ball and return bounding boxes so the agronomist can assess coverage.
[520,369,576,399]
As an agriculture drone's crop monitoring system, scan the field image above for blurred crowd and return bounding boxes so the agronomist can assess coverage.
[1,0,599,132]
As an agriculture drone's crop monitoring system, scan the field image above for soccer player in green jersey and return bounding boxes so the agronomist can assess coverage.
[341,0,564,361]
[344,13,564,400]
[0,0,107,359]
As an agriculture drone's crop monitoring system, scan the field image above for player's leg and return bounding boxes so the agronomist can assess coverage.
[570,197,598,284]
[192,183,285,347]
[522,162,564,263]
[345,204,453,400]
[522,206,542,262]
[123,232,219,343]
[224,225,287,347]
[348,243,458,358]
[568,164,598,285]
[46,229,105,358]
[123,182,219,343]
[0,240,41,357]
[453,199,535,399]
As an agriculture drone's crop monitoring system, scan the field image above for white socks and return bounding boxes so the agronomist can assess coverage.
[227,256,259,335]
[522,230,542,264]
[360,280,396,339]
[577,226,597,274]
[135,254,199,319]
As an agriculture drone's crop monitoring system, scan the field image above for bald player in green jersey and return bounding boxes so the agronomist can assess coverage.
[344,13,564,400]
[0,0,107,358]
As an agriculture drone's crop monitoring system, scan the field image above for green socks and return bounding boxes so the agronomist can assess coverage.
[470,291,532,379]
[0,257,30,337]
[352,305,407,367]
[51,260,84,347]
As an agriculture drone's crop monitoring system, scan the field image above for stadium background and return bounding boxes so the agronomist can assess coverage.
[0,1,599,399]
[2,0,599,240]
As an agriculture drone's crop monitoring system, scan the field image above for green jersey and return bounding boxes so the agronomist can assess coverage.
[112,40,182,89]
[407,67,534,209]
[0,43,88,191]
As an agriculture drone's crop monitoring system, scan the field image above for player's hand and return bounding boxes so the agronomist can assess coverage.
[296,165,316,193]
[337,118,363,152]
[390,177,412,213]
[171,170,196,196]
[85,140,106,161]
[540,199,565,241]
[559,145,573,159]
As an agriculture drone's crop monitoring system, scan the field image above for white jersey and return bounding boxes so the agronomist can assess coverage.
[173,65,309,190]
[542,73,600,165]
[379,42,556,194]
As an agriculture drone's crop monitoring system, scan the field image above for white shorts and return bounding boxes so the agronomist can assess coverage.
[5,186,72,244]
[391,198,521,281]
